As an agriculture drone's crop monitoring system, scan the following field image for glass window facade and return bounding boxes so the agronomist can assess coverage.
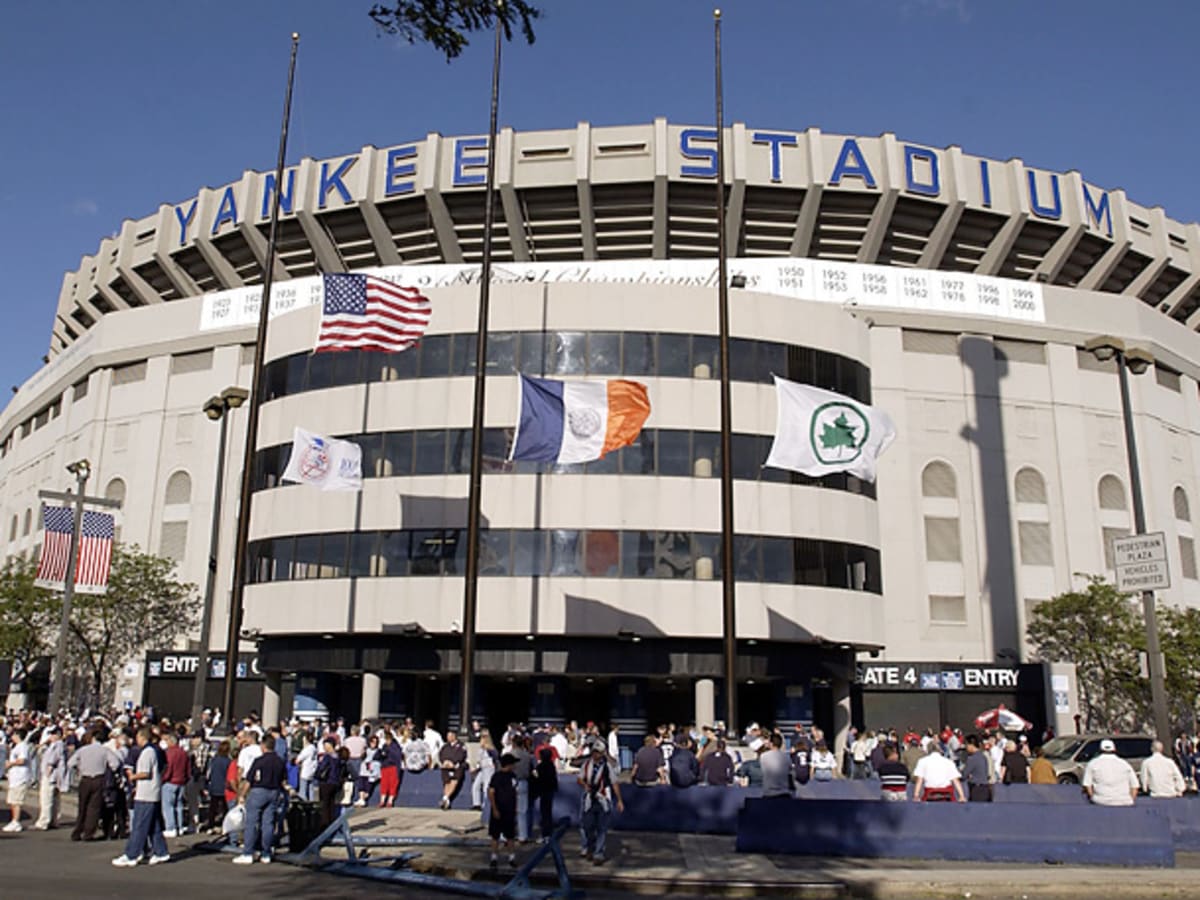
[246,528,882,593]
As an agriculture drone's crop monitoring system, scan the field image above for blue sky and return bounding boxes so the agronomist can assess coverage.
[0,1,1195,395]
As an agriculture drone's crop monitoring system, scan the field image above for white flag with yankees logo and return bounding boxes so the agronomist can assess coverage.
[281,427,363,492]
[764,376,896,482]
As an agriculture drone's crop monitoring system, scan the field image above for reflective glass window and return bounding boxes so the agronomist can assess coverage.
[306,353,336,391]
[411,530,449,575]
[381,346,418,380]
[691,335,718,378]
[657,430,691,477]
[293,535,322,579]
[550,332,587,375]
[320,533,348,578]
[512,530,546,576]
[548,529,582,576]
[761,537,794,584]
[271,537,295,582]
[729,338,757,382]
[515,331,549,375]
[588,332,621,375]
[658,333,691,377]
[584,530,621,577]
[385,432,414,477]
[733,535,761,581]
[652,531,694,579]
[414,431,446,475]
[692,533,721,580]
[451,333,477,376]
[419,335,451,378]
[478,530,512,576]
[486,332,516,374]
[620,531,657,578]
[623,332,654,376]
[619,431,654,475]
[378,531,408,576]
[348,532,376,578]
[331,351,362,387]
[448,429,472,474]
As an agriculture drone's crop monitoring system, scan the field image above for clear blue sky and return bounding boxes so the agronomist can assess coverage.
[0,1,1195,395]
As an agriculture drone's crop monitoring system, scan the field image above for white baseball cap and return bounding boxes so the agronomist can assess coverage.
[1100,739,1116,752]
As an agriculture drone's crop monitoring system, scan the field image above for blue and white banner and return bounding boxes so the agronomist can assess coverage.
[281,427,363,492]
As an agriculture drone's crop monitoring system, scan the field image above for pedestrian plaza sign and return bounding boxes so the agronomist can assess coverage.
[1112,531,1170,592]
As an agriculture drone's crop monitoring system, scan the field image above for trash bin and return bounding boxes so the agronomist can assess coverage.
[285,799,323,851]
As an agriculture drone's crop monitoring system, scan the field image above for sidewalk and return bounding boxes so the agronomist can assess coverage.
[337,806,1200,899]
[51,792,1200,899]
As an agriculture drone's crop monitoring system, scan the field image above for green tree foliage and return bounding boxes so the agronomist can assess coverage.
[66,544,199,708]
[0,556,57,682]
[1160,605,1200,733]
[1026,575,1147,732]
[369,0,541,60]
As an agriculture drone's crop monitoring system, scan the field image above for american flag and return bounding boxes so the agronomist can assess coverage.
[34,506,115,595]
[315,273,432,353]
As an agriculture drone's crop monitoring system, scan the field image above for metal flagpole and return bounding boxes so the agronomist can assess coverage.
[713,9,739,737]
[219,32,300,733]
[460,6,505,733]
[46,462,90,714]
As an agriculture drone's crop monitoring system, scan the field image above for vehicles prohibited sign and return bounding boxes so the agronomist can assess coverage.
[1112,532,1170,592]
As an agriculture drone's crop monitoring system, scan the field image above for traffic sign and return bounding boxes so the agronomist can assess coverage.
[1112,531,1170,592]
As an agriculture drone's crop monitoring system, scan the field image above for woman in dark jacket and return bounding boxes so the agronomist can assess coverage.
[315,739,347,827]
[379,730,405,807]
[206,740,233,834]
[532,747,559,842]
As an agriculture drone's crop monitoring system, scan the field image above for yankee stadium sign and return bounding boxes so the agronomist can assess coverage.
[170,123,1119,246]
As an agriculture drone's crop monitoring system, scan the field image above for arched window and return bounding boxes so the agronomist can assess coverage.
[164,471,191,505]
[105,477,126,504]
[1175,486,1196,580]
[160,471,191,563]
[1014,467,1052,567]
[1097,474,1131,569]
[1098,475,1126,511]
[921,461,965,624]
[1174,487,1190,522]
[921,461,957,499]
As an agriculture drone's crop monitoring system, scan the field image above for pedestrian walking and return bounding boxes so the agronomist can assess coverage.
[67,728,123,841]
[111,727,170,867]
[34,726,68,830]
[577,740,623,865]
[234,732,288,864]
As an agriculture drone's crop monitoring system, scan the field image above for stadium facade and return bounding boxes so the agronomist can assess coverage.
[5,118,1199,742]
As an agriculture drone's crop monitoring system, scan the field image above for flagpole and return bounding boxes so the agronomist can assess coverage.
[713,9,738,737]
[460,6,504,732]
[45,462,90,714]
[219,32,300,733]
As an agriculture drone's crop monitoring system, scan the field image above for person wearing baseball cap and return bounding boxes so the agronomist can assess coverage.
[1081,738,1138,806]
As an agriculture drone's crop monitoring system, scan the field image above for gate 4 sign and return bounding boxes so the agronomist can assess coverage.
[1112,532,1170,592]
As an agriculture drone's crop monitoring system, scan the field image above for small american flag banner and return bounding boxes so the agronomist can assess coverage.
[34,506,115,595]
[315,273,432,354]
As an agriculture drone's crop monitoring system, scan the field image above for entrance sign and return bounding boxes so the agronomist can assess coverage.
[1112,532,1170,592]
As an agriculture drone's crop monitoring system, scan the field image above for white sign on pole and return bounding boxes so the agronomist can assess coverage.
[1112,531,1170,592]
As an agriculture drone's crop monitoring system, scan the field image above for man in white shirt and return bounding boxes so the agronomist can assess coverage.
[423,720,444,758]
[3,728,33,832]
[236,729,263,782]
[607,725,621,773]
[550,727,569,768]
[34,726,68,830]
[1140,740,1186,798]
[912,749,966,802]
[1082,739,1139,806]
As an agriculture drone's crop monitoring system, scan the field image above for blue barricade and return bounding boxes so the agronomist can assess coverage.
[1145,796,1200,851]
[735,796,1175,867]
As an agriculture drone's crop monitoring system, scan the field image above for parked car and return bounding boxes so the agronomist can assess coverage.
[1040,734,1153,784]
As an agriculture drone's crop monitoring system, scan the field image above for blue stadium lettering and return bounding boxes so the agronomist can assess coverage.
[261,170,295,219]
[211,186,239,235]
[318,158,356,209]
[453,137,488,186]
[1027,170,1062,220]
[751,131,797,183]
[829,138,877,188]
[1082,183,1113,236]
[903,145,940,197]
[174,199,198,246]
[680,128,718,179]
[385,145,418,196]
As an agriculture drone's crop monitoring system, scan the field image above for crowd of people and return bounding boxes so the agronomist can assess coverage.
[2,705,1197,870]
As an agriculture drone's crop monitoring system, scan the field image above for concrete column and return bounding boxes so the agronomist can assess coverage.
[361,672,382,721]
[832,678,852,773]
[261,672,282,726]
[694,678,715,728]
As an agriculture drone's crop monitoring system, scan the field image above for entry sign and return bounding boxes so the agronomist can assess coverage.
[1112,532,1170,592]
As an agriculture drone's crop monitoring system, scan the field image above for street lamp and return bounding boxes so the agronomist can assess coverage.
[190,386,248,732]
[46,459,91,713]
[1084,336,1170,743]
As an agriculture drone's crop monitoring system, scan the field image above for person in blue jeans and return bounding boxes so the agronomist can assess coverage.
[233,732,288,864]
[576,741,623,865]
[111,728,170,867]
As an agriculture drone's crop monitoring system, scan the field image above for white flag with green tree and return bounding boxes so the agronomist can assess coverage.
[764,375,896,482]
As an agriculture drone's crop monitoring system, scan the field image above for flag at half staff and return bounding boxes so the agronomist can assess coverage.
[764,375,896,482]
[315,272,432,353]
[35,506,114,594]
[281,427,363,492]
[509,375,651,465]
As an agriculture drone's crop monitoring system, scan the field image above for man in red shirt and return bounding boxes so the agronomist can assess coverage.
[160,732,191,837]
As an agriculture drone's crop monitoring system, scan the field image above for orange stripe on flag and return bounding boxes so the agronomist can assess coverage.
[601,380,651,456]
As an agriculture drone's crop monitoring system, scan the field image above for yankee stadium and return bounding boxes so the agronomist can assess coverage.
[5,118,1200,742]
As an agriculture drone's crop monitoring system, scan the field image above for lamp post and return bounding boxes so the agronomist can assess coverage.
[1084,336,1171,743]
[189,386,248,732]
[46,459,90,714]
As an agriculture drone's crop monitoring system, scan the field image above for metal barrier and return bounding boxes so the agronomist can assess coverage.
[281,808,582,899]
